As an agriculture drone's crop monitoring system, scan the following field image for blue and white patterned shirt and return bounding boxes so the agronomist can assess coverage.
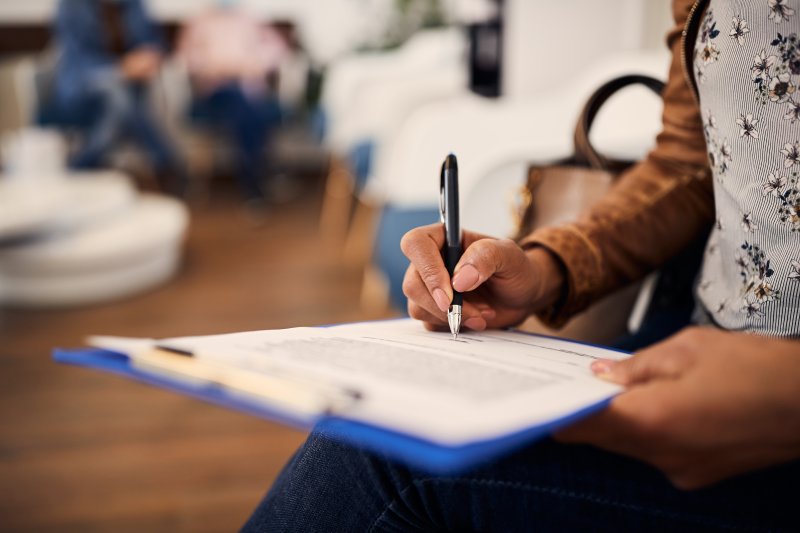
[695,0,800,335]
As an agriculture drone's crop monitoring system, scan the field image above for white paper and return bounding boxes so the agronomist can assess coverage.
[151,319,628,446]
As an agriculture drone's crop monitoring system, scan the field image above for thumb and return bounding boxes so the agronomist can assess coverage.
[590,348,693,386]
[452,238,526,293]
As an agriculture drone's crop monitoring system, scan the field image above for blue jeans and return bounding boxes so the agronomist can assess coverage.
[68,74,181,175]
[190,84,282,200]
[243,431,798,532]
[243,326,796,532]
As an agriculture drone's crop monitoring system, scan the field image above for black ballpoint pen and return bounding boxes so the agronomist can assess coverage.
[440,153,462,340]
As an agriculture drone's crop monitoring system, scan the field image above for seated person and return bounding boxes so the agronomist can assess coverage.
[242,0,800,530]
[176,0,287,203]
[48,0,186,195]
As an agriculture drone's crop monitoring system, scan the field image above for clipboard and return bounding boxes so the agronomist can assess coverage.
[53,340,616,475]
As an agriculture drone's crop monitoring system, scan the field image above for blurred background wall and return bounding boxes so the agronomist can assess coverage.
[0,0,671,67]
[503,0,671,97]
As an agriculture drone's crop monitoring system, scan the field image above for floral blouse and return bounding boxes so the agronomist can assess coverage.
[695,0,800,334]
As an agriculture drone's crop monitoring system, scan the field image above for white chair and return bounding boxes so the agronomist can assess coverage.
[371,50,670,213]
[0,170,136,239]
[318,28,469,256]
[322,27,468,154]
[0,172,188,308]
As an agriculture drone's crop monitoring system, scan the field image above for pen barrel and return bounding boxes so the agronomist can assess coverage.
[444,244,463,305]
[442,167,460,246]
[451,290,463,306]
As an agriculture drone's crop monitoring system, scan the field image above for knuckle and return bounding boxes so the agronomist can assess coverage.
[497,237,521,252]
[477,239,500,260]
[498,238,524,263]
[675,326,704,346]
[637,404,674,439]
[399,229,420,256]
[469,239,500,268]
[666,328,705,359]
[663,351,692,375]
[621,356,648,383]
[418,262,443,286]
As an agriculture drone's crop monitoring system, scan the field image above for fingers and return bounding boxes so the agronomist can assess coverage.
[400,224,451,312]
[401,225,518,305]
[589,328,705,386]
[407,300,448,328]
[401,225,530,331]
[403,265,447,318]
[452,238,528,293]
[404,264,496,331]
[590,352,690,386]
[554,408,619,445]
[554,383,675,449]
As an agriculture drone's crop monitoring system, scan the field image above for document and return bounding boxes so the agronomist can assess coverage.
[93,319,628,446]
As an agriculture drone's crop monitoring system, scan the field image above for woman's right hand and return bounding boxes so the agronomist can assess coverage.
[400,224,566,331]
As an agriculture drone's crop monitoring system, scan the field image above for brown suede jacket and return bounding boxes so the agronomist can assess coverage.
[522,0,715,327]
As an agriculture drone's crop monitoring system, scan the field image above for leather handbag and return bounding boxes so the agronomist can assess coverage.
[514,74,666,344]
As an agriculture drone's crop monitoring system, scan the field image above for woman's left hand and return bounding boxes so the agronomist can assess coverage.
[556,327,800,489]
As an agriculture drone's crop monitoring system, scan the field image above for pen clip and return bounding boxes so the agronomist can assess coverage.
[439,159,447,224]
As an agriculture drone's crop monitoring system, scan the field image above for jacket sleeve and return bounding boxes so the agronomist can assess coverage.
[54,0,115,103]
[128,0,166,52]
[520,0,715,327]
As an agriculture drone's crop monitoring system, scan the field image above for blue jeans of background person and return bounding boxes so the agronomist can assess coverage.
[243,431,799,532]
[190,84,282,200]
[69,72,181,177]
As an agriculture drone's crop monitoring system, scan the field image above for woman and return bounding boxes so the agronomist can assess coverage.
[244,0,800,530]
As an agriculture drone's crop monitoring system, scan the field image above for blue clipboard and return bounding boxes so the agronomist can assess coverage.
[53,344,615,475]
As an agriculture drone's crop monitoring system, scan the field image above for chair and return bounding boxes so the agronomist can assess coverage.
[0,173,188,308]
[318,28,468,259]
[365,51,670,334]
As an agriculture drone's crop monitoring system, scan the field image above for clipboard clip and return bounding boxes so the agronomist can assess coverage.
[136,346,363,418]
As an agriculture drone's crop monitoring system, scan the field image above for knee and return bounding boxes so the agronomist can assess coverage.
[287,430,371,478]
[242,431,393,531]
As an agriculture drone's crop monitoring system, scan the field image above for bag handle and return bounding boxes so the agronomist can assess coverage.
[573,74,665,171]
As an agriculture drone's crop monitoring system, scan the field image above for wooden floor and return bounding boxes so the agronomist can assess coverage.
[0,178,393,531]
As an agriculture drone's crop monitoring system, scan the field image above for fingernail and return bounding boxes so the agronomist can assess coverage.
[432,288,450,313]
[591,359,615,378]
[480,308,496,320]
[464,317,486,330]
[452,264,480,292]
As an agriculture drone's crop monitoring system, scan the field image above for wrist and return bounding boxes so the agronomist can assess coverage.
[525,246,567,313]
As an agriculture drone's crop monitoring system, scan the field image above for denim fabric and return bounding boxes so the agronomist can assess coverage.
[66,76,177,173]
[190,84,282,200]
[243,431,799,532]
[53,0,164,105]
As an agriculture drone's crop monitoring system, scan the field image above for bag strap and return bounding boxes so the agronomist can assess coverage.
[573,74,665,171]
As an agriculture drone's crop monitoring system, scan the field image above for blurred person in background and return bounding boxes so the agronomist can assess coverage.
[176,0,287,206]
[48,0,187,195]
